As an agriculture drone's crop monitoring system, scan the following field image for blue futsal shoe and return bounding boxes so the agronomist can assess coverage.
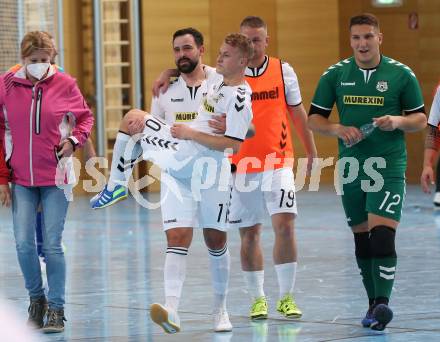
[91,184,127,209]
[370,304,393,331]
[361,306,375,327]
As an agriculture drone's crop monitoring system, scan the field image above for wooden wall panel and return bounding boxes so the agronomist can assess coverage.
[277,0,340,184]
[63,0,88,194]
[338,0,363,59]
[208,0,277,63]
[141,1,210,112]
[62,0,84,85]
[419,0,440,104]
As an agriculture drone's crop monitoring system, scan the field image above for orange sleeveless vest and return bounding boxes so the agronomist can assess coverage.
[231,57,294,173]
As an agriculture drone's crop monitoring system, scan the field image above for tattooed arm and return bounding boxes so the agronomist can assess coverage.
[421,125,440,193]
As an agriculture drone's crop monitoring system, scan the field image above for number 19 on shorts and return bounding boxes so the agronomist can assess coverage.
[279,189,295,208]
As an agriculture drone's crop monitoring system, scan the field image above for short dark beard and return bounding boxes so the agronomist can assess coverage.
[177,58,198,74]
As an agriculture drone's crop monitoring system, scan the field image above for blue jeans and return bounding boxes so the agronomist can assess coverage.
[12,184,69,310]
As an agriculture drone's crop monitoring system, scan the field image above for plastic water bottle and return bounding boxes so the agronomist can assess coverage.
[345,122,377,147]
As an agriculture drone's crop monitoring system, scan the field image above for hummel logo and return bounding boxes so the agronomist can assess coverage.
[171,98,184,102]
[341,81,355,86]
[235,104,244,111]
[142,136,178,150]
[116,156,137,172]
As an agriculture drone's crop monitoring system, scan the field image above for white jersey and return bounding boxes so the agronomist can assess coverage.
[191,72,253,142]
[150,66,216,125]
[245,55,302,106]
[428,85,440,127]
[148,66,252,158]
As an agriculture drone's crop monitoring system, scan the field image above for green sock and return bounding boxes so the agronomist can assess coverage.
[372,256,397,299]
[356,257,375,301]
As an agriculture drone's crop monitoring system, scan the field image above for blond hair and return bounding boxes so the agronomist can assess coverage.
[224,33,254,60]
[20,31,56,59]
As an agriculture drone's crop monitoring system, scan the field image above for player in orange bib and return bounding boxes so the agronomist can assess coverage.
[227,16,317,320]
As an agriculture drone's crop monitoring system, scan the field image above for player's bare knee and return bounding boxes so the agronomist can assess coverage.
[203,229,226,250]
[166,228,192,248]
[274,223,294,240]
[125,108,145,118]
[119,113,132,131]
[120,109,144,130]
[240,230,261,248]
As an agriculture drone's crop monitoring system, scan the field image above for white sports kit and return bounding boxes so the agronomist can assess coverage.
[146,70,253,230]
[428,86,440,127]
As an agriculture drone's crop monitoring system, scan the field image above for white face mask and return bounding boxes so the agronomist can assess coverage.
[26,63,50,80]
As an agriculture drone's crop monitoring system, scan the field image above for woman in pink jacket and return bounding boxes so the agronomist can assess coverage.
[0,31,94,333]
[0,138,10,206]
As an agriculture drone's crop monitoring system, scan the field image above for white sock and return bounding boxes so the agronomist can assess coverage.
[164,247,188,312]
[243,270,265,299]
[275,262,297,298]
[208,244,230,312]
[108,132,141,190]
[164,296,179,313]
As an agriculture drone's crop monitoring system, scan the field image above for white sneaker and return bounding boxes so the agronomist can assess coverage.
[214,309,233,332]
[150,303,180,334]
[434,192,440,208]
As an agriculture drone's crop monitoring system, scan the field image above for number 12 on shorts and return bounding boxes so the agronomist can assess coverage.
[378,191,401,214]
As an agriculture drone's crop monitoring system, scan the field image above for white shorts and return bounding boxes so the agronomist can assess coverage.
[228,167,298,228]
[160,171,231,231]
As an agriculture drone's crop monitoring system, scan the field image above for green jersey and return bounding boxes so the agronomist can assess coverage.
[311,55,424,173]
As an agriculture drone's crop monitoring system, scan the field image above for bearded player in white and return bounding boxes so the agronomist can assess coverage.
[90,32,254,333]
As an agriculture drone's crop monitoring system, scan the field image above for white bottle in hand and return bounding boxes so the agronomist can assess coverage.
[345,122,377,147]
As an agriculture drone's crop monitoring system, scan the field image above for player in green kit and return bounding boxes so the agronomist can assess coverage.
[308,13,426,331]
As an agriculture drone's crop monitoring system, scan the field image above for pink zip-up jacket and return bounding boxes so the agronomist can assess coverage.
[0,138,8,185]
[0,66,94,186]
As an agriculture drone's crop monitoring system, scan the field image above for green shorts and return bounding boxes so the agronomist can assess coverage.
[340,174,406,227]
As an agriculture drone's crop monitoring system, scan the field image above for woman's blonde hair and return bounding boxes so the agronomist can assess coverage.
[20,31,57,59]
